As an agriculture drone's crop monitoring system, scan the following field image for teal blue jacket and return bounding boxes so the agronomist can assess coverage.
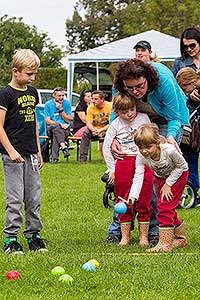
[111,62,189,139]
[148,62,189,138]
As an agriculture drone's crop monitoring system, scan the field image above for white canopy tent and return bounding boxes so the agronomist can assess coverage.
[66,30,180,101]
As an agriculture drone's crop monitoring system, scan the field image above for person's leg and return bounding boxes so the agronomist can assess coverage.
[147,171,188,253]
[148,182,159,242]
[47,125,60,161]
[23,155,47,252]
[80,128,93,163]
[23,155,43,238]
[115,157,136,246]
[2,154,24,253]
[136,166,154,246]
[185,152,199,193]
[52,124,70,158]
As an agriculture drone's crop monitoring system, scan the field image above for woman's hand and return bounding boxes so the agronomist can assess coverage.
[167,135,182,154]
[111,138,125,160]
[160,183,173,202]
[108,171,115,185]
[189,88,200,102]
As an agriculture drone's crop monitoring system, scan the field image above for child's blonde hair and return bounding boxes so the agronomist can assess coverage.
[176,67,200,93]
[134,123,166,147]
[11,49,40,71]
[112,93,136,113]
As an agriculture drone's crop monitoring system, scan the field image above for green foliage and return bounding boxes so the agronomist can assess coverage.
[0,15,63,87]
[33,68,67,90]
[0,147,200,299]
[66,0,200,53]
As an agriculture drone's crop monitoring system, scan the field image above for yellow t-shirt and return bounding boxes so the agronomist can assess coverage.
[86,101,111,129]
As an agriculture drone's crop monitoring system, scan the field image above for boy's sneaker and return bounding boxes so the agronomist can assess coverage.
[27,233,48,253]
[3,237,23,255]
[105,234,121,243]
[62,147,70,158]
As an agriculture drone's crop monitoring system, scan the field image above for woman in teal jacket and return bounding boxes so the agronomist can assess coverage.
[113,58,189,149]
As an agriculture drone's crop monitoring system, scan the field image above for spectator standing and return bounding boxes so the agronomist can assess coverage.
[80,90,111,163]
[44,87,72,163]
[172,27,200,202]
[73,90,92,137]
[0,49,47,254]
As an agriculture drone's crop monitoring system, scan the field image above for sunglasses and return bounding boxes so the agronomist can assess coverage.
[183,43,197,50]
[124,79,147,92]
[53,87,65,93]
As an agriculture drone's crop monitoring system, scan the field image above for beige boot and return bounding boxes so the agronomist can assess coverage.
[146,228,174,253]
[138,223,149,247]
[119,223,131,247]
[172,223,187,249]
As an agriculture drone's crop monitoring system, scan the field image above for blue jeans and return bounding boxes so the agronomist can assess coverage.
[185,152,199,193]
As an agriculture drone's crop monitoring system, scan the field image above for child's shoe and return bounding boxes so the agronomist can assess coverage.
[138,223,149,247]
[62,147,70,158]
[27,233,48,253]
[3,237,23,255]
[119,223,131,247]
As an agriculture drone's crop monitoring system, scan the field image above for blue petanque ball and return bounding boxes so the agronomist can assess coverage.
[82,262,96,272]
[114,202,127,214]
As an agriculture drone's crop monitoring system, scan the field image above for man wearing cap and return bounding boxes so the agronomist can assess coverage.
[134,40,153,62]
[44,87,72,163]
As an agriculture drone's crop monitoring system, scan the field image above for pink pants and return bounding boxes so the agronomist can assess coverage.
[115,156,154,223]
[155,170,189,228]
[74,126,87,138]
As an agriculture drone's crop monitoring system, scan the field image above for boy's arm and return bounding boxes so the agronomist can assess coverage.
[0,109,24,162]
[36,122,43,169]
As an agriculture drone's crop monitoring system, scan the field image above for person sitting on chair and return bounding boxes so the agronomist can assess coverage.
[44,87,72,163]
[80,90,111,163]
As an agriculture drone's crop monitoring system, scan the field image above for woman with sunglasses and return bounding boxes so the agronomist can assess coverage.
[172,27,200,102]
[172,28,200,203]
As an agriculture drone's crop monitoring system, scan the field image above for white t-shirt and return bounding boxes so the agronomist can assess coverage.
[103,112,150,172]
[129,143,188,200]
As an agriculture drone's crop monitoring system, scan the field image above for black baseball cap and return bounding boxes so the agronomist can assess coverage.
[133,40,151,50]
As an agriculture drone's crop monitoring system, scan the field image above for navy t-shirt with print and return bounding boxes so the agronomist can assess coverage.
[0,85,39,155]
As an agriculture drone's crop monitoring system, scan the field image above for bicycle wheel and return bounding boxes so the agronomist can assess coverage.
[103,188,115,208]
[178,180,197,209]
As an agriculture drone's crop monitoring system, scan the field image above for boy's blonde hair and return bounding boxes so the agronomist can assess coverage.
[112,93,136,113]
[176,67,199,93]
[134,123,166,147]
[11,49,40,71]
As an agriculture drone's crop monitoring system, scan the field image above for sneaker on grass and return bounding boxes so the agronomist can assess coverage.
[27,233,48,253]
[3,237,23,254]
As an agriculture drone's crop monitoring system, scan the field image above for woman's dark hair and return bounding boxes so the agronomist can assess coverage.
[180,27,200,60]
[79,89,92,103]
[77,89,92,110]
[114,59,159,94]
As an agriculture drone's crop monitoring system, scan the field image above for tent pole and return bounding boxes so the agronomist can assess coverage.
[96,62,99,90]
[67,61,74,103]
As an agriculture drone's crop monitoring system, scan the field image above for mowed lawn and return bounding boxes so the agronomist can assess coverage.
[0,142,200,300]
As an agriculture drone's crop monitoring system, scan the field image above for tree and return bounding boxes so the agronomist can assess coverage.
[65,0,133,53]
[65,0,200,54]
[0,15,63,87]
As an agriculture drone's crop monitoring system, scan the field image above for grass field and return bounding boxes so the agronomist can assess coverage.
[0,143,200,300]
